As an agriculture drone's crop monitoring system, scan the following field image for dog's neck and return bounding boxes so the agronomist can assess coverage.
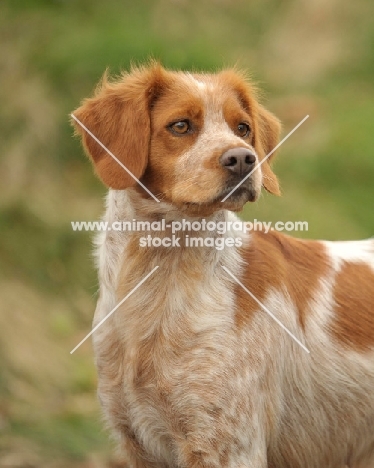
[118,188,227,224]
[95,189,246,297]
[104,189,231,237]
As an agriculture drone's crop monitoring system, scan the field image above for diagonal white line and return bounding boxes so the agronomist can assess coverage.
[71,114,160,203]
[221,115,309,202]
[221,266,310,353]
[70,266,159,354]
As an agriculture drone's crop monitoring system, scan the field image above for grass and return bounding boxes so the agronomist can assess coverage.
[10,414,108,460]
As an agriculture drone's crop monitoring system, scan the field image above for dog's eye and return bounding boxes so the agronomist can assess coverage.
[237,123,251,138]
[168,120,191,135]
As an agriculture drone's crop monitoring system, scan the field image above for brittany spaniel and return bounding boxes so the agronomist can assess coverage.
[72,63,374,468]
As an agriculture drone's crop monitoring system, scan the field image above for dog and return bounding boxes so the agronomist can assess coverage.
[72,63,374,468]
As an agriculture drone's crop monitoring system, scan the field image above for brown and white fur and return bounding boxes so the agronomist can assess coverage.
[72,63,374,468]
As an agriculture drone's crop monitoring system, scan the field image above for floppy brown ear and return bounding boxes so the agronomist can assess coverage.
[255,105,282,196]
[71,65,165,189]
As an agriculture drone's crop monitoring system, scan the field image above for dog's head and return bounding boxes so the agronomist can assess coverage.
[72,63,281,215]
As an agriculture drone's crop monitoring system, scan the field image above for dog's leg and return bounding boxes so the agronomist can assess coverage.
[174,432,267,468]
[119,432,169,468]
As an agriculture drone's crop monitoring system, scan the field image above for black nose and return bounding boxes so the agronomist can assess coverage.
[219,148,257,177]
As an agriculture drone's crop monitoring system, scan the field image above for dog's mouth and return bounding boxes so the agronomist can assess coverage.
[179,185,257,216]
[217,185,257,204]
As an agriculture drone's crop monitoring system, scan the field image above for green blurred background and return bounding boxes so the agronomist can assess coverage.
[0,0,373,466]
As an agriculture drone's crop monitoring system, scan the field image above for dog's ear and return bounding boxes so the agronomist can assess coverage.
[71,64,166,189]
[255,105,281,196]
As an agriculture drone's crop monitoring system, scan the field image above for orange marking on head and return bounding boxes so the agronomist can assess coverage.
[72,62,169,189]
[72,63,281,214]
